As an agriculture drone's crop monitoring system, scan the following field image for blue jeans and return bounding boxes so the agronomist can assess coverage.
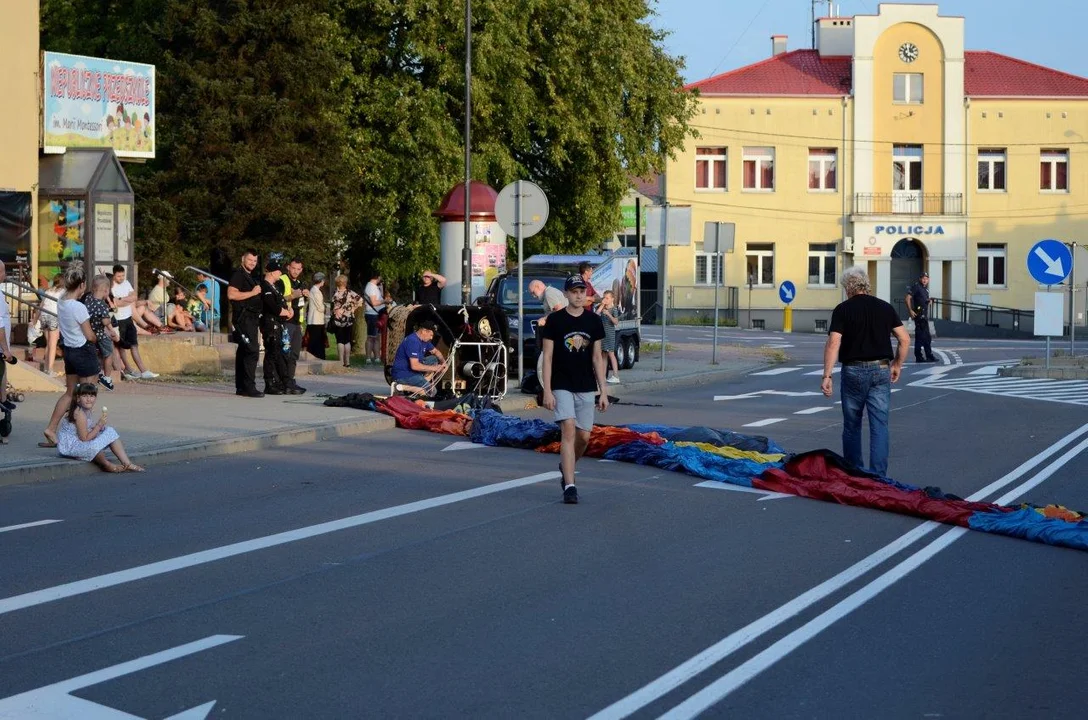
[840,364,892,476]
[394,354,440,388]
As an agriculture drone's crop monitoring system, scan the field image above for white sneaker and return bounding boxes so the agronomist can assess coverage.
[140,370,160,379]
[122,369,140,380]
[607,375,621,384]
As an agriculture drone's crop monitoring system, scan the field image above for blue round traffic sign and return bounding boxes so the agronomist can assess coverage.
[1027,239,1072,285]
[778,280,796,305]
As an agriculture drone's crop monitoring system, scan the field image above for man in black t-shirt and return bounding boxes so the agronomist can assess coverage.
[416,270,446,306]
[261,259,294,395]
[227,249,264,397]
[541,274,608,504]
[820,266,910,477]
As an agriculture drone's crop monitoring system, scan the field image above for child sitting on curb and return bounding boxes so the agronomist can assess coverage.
[57,383,144,473]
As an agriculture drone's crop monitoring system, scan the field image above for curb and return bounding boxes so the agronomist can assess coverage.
[0,415,397,488]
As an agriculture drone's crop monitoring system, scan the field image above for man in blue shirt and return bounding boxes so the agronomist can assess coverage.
[391,319,445,395]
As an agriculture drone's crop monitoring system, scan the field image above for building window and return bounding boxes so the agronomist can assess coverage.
[977,244,1007,287]
[745,243,775,286]
[807,243,837,286]
[694,252,724,285]
[743,147,775,191]
[808,149,837,191]
[1040,149,1069,191]
[696,147,727,190]
[977,149,1006,191]
[893,73,924,103]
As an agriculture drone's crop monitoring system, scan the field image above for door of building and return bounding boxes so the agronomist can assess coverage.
[890,238,924,318]
[892,145,922,214]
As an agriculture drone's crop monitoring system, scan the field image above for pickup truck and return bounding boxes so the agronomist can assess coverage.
[480,252,641,378]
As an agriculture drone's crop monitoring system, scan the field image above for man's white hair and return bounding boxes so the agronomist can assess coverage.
[840,265,870,295]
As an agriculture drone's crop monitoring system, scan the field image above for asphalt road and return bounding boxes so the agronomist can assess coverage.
[1,332,1086,719]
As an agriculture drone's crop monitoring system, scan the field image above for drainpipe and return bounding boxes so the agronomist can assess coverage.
[842,95,848,265]
[963,96,970,323]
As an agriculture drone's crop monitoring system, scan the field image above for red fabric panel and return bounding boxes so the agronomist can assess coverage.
[536,427,666,456]
[375,396,471,435]
[754,452,1002,527]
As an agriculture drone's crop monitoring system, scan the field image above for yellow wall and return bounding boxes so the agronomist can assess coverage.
[666,96,851,311]
[871,23,946,195]
[968,99,1088,309]
[0,0,40,280]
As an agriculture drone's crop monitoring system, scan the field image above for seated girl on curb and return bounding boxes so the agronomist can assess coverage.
[57,383,145,473]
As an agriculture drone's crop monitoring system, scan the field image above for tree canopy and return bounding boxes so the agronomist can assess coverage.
[41,0,696,289]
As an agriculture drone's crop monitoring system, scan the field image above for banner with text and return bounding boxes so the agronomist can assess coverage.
[43,51,156,159]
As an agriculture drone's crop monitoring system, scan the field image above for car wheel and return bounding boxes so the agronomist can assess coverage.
[614,338,628,370]
[622,337,637,369]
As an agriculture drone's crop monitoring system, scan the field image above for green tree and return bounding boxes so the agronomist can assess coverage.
[337,0,697,289]
[42,0,362,277]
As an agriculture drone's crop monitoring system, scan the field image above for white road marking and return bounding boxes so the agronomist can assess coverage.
[933,349,952,365]
[0,634,240,718]
[588,422,1088,720]
[0,519,63,534]
[658,433,1088,719]
[803,368,840,376]
[694,481,791,501]
[794,406,834,415]
[440,441,488,452]
[0,471,560,617]
[750,367,802,376]
[713,390,821,402]
[712,393,761,401]
[741,418,786,428]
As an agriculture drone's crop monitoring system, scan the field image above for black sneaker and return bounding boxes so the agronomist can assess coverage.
[99,373,115,391]
[1,400,15,412]
[287,386,306,395]
[563,484,579,504]
[265,386,285,395]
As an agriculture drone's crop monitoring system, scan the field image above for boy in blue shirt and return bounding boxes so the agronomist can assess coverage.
[391,319,445,395]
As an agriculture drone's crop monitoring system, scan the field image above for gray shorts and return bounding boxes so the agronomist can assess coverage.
[97,334,114,358]
[553,389,596,432]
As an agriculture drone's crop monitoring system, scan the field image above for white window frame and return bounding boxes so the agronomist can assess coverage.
[893,73,924,103]
[808,148,837,192]
[745,243,775,287]
[1040,149,1069,192]
[695,147,728,191]
[977,244,1007,288]
[977,149,1007,192]
[742,147,775,191]
[807,243,837,287]
[694,252,724,286]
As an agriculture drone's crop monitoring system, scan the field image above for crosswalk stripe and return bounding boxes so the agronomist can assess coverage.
[803,368,840,376]
[795,407,835,415]
[742,418,787,427]
[751,367,802,376]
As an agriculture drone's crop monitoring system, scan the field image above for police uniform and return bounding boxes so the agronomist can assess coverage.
[907,274,935,362]
[229,264,263,395]
[275,272,305,392]
[261,265,292,394]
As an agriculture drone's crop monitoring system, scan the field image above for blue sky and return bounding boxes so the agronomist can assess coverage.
[651,0,1088,84]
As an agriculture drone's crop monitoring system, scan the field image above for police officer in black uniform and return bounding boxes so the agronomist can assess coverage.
[905,271,936,363]
[228,249,264,397]
[260,259,294,395]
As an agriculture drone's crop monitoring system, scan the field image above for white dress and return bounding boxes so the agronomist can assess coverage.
[57,410,120,462]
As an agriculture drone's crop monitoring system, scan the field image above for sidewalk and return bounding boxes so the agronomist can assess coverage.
[1,342,776,486]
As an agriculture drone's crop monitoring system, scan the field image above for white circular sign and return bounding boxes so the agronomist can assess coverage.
[495,181,549,238]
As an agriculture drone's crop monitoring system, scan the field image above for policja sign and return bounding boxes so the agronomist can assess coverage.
[494,181,549,386]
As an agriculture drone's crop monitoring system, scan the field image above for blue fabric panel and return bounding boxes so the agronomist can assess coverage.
[603,441,782,487]
[470,409,560,449]
[968,508,1088,552]
[619,424,787,455]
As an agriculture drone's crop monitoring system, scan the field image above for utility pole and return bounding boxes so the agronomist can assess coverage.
[461,0,473,305]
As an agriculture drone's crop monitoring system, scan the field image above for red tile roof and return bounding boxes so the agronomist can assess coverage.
[687,49,1088,98]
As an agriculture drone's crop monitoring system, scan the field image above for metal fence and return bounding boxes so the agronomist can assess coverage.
[854,193,964,216]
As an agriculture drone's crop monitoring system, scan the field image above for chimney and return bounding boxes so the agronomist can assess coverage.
[771,35,788,56]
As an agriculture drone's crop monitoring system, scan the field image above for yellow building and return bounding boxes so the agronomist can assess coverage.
[664,3,1088,333]
[0,1,39,275]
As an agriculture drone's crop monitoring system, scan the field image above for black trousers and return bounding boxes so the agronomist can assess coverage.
[234,314,260,393]
[285,322,302,387]
[914,317,934,360]
[261,319,289,390]
[306,326,328,360]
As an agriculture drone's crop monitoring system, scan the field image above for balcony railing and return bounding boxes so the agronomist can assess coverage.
[854,193,964,216]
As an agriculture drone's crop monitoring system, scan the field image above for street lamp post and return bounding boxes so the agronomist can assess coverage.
[461,0,473,305]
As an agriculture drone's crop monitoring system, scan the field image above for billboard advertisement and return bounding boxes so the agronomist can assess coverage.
[43,51,155,159]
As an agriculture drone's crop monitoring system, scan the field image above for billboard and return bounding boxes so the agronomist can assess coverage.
[43,51,155,159]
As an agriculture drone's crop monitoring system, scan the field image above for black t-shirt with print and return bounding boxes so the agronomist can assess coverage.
[416,283,442,306]
[828,294,903,363]
[542,308,605,393]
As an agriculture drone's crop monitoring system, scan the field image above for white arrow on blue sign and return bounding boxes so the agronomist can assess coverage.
[778,280,796,305]
[1027,239,1072,285]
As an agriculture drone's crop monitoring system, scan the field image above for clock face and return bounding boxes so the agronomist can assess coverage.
[899,42,919,63]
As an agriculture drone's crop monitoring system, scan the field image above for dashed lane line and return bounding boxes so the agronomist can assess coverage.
[0,520,63,534]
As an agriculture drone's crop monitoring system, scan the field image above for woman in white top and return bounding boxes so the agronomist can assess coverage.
[35,274,65,376]
[305,272,327,359]
[41,261,101,449]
